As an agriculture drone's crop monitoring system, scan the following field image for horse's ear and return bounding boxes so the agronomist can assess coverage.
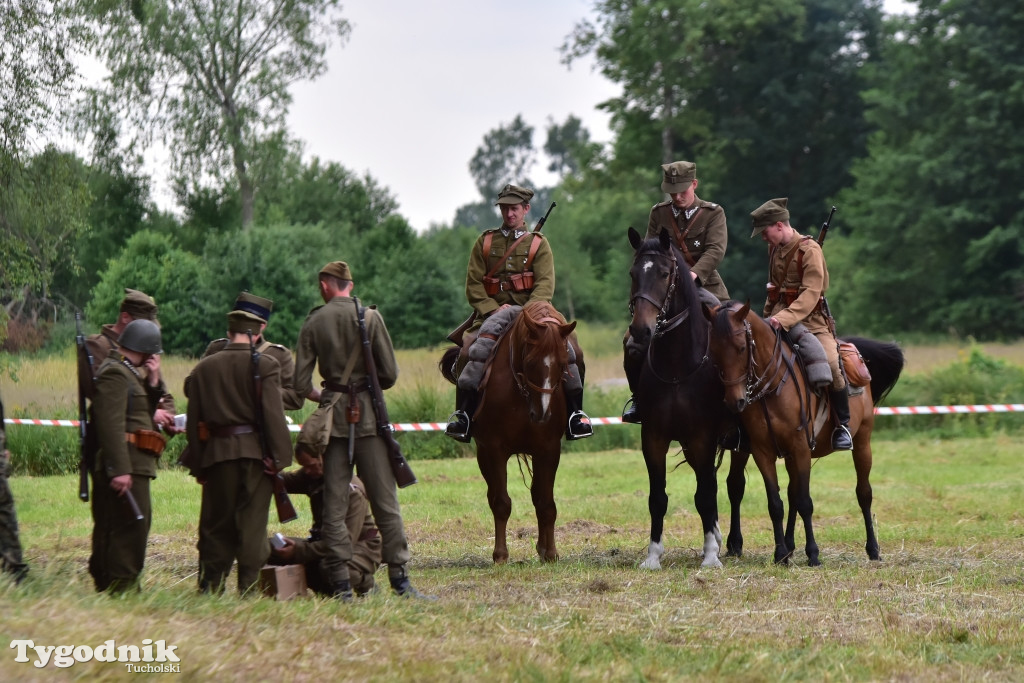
[628,226,641,250]
[736,300,752,320]
[559,321,577,337]
[658,228,672,251]
[701,301,715,321]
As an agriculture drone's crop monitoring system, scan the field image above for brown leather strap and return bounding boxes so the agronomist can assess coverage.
[125,429,166,455]
[484,230,536,279]
[323,379,371,394]
[207,424,257,439]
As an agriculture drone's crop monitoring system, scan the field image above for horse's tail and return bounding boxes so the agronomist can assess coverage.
[843,336,905,405]
[439,345,461,385]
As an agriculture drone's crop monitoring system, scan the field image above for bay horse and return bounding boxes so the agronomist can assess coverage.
[440,300,582,564]
[625,227,747,569]
[704,300,904,565]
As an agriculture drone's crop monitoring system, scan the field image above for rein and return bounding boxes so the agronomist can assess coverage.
[509,314,567,399]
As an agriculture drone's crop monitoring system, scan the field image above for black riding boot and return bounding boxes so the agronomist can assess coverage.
[830,388,853,450]
[565,389,594,440]
[620,395,640,424]
[389,566,437,600]
[331,579,353,603]
[444,387,478,443]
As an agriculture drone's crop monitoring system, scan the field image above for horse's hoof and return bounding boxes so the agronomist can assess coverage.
[807,558,822,568]
[701,556,723,569]
[639,559,662,570]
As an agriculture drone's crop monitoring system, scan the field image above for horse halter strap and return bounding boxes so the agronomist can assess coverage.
[630,247,681,338]
[510,315,565,399]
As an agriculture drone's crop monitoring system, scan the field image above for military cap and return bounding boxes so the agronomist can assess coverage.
[319,261,352,281]
[495,183,534,206]
[227,310,265,335]
[661,161,697,194]
[750,198,790,236]
[119,288,158,321]
[234,291,273,322]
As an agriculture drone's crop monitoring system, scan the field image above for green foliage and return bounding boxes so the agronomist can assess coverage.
[468,114,537,199]
[87,231,207,355]
[832,0,1024,339]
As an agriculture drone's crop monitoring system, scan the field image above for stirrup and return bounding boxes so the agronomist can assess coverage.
[566,410,593,440]
[620,397,641,424]
[832,424,853,450]
[444,411,471,443]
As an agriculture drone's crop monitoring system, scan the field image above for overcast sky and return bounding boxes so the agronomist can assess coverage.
[139,0,914,231]
[284,0,619,231]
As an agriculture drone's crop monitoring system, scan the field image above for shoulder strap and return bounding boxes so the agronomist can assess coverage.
[523,233,544,270]
[484,230,535,279]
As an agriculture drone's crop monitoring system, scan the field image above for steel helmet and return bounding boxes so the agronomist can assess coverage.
[117,319,163,355]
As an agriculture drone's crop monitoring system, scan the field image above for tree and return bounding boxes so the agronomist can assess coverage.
[81,0,350,229]
[544,115,600,178]
[830,0,1024,339]
[468,114,537,200]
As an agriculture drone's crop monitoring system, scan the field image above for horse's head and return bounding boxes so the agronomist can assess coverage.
[514,301,576,424]
[627,227,701,354]
[705,300,759,413]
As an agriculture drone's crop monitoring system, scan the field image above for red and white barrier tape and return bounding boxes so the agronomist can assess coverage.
[5,404,1023,432]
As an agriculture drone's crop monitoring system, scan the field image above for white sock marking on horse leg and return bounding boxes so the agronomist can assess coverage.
[701,530,723,568]
[640,540,664,570]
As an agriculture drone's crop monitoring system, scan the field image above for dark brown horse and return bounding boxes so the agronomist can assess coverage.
[440,300,582,563]
[626,227,747,569]
[704,300,904,565]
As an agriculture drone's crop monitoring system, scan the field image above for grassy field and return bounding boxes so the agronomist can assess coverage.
[2,436,1023,681]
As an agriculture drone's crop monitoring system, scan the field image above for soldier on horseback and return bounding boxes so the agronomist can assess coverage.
[751,198,853,450]
[444,183,592,443]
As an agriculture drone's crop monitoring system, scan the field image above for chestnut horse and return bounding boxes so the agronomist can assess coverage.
[705,300,904,565]
[440,300,582,563]
[625,227,748,569]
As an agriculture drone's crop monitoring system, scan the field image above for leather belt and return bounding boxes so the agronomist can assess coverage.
[206,424,257,439]
[323,379,371,394]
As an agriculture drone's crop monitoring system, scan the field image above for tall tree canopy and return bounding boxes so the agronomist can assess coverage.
[80,0,350,228]
[831,0,1024,339]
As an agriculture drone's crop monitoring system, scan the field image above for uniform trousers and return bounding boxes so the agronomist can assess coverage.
[198,458,271,593]
[89,472,152,592]
[0,464,28,580]
[322,435,410,585]
[813,330,846,390]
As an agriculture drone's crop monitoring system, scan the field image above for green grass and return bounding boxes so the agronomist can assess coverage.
[3,436,1023,681]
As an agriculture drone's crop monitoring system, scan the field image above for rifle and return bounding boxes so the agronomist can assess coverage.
[354,299,417,488]
[248,331,299,523]
[532,201,557,233]
[816,206,839,336]
[75,313,93,502]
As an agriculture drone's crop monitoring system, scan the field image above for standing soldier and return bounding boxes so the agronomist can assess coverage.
[1,391,29,584]
[77,288,178,432]
[622,161,731,423]
[751,197,852,450]
[294,261,432,600]
[189,291,314,410]
[88,319,168,593]
[444,183,592,442]
[186,309,293,594]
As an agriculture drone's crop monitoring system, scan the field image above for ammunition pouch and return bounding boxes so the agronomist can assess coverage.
[126,429,166,456]
[483,271,535,296]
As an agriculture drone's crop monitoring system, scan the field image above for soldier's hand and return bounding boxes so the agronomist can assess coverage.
[273,538,297,562]
[110,474,133,494]
[768,317,782,330]
[143,354,162,386]
[153,409,177,432]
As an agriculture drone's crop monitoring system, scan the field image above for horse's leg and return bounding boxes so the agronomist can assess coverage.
[784,453,819,567]
[691,441,723,569]
[477,448,512,564]
[751,451,790,564]
[725,449,749,557]
[640,429,670,570]
[784,479,798,555]
[531,448,561,562]
[852,414,880,561]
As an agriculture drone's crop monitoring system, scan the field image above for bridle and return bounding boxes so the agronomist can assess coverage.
[509,315,567,400]
[629,245,708,383]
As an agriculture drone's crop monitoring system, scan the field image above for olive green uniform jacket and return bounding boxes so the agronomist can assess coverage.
[185,344,293,470]
[294,297,398,438]
[187,337,304,411]
[466,227,554,318]
[646,197,730,301]
[762,235,831,335]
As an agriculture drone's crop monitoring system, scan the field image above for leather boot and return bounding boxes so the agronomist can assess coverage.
[620,395,641,424]
[444,388,478,443]
[388,568,437,601]
[565,389,593,440]
[830,388,853,450]
[331,579,353,603]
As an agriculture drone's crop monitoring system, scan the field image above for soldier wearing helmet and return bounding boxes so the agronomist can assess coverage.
[87,318,170,593]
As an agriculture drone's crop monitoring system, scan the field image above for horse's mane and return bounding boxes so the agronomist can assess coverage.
[518,301,570,368]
